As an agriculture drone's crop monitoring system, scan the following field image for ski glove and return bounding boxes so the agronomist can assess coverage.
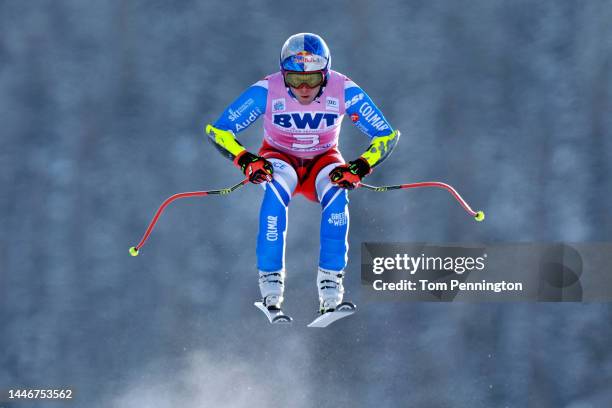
[329,158,371,190]
[234,150,273,184]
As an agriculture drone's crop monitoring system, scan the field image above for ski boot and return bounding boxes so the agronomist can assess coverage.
[317,267,345,313]
[254,270,292,324]
[307,268,356,328]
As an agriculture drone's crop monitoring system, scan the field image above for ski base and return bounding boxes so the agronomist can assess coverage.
[254,302,293,324]
[307,302,356,328]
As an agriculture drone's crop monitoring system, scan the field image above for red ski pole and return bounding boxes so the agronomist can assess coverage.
[358,181,485,221]
[129,179,249,256]
[130,179,482,256]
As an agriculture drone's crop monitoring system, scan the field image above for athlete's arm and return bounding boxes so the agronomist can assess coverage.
[205,79,273,183]
[205,79,268,161]
[329,80,400,189]
[344,80,400,169]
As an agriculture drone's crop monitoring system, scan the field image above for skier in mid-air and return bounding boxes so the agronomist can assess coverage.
[205,33,399,323]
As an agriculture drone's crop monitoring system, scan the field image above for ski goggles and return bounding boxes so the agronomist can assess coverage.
[283,71,325,88]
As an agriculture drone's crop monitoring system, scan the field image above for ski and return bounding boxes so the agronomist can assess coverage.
[254,301,293,324]
[307,302,356,328]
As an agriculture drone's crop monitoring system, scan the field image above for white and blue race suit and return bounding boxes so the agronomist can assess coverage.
[211,75,395,274]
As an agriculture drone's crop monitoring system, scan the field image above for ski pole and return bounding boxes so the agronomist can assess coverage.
[129,179,249,257]
[358,181,485,222]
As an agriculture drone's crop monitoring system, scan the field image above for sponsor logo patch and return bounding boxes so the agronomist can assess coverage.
[326,97,339,111]
[266,215,278,241]
[273,112,339,130]
[293,51,324,65]
[328,212,348,227]
[358,102,390,131]
[228,98,254,122]
[345,93,364,109]
[272,161,288,170]
[350,113,360,122]
[272,98,286,112]
[234,109,261,132]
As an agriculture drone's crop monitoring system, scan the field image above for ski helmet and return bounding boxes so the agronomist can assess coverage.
[280,33,331,75]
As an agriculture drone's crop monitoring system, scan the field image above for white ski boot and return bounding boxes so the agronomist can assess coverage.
[308,268,356,328]
[254,270,292,324]
[317,268,345,313]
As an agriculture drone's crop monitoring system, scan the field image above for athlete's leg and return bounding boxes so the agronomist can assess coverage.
[315,163,349,311]
[256,159,298,308]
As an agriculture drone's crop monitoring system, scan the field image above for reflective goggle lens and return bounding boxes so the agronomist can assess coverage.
[284,72,324,88]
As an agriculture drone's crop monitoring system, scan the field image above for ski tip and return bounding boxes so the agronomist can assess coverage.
[474,211,485,222]
[129,246,139,257]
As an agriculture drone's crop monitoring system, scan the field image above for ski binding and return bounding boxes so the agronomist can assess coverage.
[307,302,356,328]
[254,301,293,324]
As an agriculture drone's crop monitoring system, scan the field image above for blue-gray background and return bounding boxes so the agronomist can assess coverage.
[1,1,611,407]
